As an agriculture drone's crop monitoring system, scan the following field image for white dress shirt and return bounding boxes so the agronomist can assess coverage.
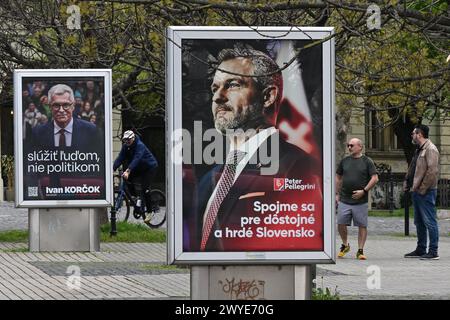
[54,118,73,147]
[202,127,277,225]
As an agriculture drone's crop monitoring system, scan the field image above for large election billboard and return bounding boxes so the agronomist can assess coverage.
[167,27,335,264]
[14,69,112,207]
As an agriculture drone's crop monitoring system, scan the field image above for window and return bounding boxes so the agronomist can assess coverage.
[366,111,402,151]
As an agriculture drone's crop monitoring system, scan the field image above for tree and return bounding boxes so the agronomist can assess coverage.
[0,0,448,162]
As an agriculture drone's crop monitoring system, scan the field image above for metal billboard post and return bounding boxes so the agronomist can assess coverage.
[404,191,410,236]
[191,265,313,300]
[166,27,335,300]
[29,207,100,252]
[14,69,113,252]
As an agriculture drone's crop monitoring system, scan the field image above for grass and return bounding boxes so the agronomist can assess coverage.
[369,209,405,217]
[0,247,28,253]
[312,277,340,300]
[369,207,449,218]
[140,263,188,271]
[100,222,166,243]
[0,222,166,243]
[0,230,28,242]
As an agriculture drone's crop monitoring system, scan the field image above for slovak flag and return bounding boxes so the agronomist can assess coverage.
[273,178,285,191]
[274,41,321,160]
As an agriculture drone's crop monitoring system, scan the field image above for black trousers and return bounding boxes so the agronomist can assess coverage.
[129,167,157,213]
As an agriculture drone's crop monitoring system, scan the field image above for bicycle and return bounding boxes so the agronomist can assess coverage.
[113,170,166,228]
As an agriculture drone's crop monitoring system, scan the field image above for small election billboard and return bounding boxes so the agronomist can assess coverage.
[14,69,112,207]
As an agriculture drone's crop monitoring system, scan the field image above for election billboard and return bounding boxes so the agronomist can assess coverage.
[14,69,112,207]
[167,27,335,264]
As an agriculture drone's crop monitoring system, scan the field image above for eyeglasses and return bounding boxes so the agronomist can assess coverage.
[51,103,73,110]
[122,138,132,143]
[347,144,354,148]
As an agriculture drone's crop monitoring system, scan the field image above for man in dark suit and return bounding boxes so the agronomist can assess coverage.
[25,83,103,200]
[183,45,322,252]
[32,84,99,149]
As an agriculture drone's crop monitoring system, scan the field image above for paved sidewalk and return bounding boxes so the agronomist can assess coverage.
[0,235,450,300]
[318,235,450,300]
[0,202,27,231]
[0,202,449,300]
[0,242,189,300]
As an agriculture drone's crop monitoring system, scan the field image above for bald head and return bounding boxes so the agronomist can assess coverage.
[347,138,363,157]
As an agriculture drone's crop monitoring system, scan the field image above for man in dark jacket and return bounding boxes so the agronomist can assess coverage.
[183,45,322,252]
[113,130,158,215]
[32,84,99,149]
[403,124,440,260]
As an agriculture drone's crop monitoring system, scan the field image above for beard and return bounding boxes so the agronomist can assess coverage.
[214,103,265,135]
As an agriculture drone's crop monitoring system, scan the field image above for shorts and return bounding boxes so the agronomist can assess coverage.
[337,201,368,227]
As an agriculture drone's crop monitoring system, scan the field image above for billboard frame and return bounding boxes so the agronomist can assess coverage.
[166,26,335,264]
[14,69,113,208]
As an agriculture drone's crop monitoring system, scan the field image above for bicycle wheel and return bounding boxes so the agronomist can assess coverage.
[114,190,131,222]
[144,189,166,228]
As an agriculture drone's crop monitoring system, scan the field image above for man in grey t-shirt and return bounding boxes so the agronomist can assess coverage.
[336,138,378,260]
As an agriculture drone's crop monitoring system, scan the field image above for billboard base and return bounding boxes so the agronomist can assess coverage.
[191,265,314,300]
[28,208,100,252]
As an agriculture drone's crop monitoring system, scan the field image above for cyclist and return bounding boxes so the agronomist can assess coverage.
[113,130,158,221]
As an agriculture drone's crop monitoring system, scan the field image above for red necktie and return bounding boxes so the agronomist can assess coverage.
[59,129,66,147]
[200,150,246,251]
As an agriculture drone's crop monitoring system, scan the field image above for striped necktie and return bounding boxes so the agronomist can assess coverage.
[200,150,246,251]
[59,129,66,147]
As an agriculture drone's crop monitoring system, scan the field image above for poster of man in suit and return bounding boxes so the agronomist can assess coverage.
[15,70,112,206]
[167,27,335,263]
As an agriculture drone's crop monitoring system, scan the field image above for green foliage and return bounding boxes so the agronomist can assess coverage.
[0,223,165,244]
[336,19,448,126]
[100,221,166,243]
[0,230,28,242]
[0,247,28,253]
[312,277,340,300]
[369,209,405,217]
[1,155,14,188]
[132,91,161,113]
[409,0,448,13]
[140,263,188,272]
[0,0,448,126]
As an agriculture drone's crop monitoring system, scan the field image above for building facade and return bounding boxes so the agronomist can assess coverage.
[346,108,450,209]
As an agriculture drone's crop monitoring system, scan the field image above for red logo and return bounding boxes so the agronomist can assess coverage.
[273,178,285,191]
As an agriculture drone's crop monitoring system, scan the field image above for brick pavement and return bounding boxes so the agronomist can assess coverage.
[0,236,449,300]
[317,235,450,300]
[0,203,27,231]
[0,201,449,300]
[0,242,189,300]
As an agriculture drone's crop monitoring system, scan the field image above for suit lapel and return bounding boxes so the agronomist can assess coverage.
[216,156,267,228]
[46,122,55,147]
[71,118,79,148]
[208,133,283,246]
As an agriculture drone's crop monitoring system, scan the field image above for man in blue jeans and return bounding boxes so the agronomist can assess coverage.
[404,124,440,260]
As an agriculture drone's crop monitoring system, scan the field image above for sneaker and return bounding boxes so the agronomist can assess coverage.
[337,243,350,258]
[356,249,367,260]
[144,213,152,223]
[404,250,426,258]
[420,252,440,260]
